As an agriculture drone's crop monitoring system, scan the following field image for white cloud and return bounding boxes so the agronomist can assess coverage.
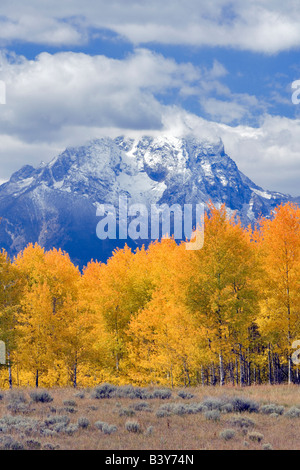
[0,48,299,197]
[0,49,203,178]
[158,109,300,197]
[0,1,300,53]
[216,115,300,196]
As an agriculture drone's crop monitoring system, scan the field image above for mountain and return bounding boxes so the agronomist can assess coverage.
[0,134,295,267]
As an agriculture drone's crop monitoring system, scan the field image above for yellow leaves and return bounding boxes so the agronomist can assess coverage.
[0,201,300,386]
[126,285,200,386]
[255,202,300,348]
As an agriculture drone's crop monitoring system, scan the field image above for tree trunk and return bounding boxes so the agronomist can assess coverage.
[288,353,293,385]
[7,351,12,389]
[35,369,39,388]
[219,352,225,386]
[239,345,244,386]
[268,343,273,385]
[235,357,239,385]
[201,365,205,387]
[211,363,216,386]
[73,359,77,389]
[229,361,235,385]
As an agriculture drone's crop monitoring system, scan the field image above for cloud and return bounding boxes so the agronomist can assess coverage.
[216,115,300,196]
[160,110,300,197]
[0,1,300,53]
[0,48,299,197]
[0,49,204,178]
[0,49,201,140]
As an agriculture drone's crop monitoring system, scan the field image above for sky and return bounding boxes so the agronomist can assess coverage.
[0,0,300,195]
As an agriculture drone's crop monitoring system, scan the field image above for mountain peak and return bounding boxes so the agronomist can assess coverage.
[0,134,295,267]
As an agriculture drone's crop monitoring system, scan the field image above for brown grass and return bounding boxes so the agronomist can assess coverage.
[0,384,300,450]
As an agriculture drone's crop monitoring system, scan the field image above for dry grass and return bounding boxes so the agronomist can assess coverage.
[0,384,300,450]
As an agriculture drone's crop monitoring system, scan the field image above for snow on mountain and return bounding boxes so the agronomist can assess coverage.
[0,134,294,267]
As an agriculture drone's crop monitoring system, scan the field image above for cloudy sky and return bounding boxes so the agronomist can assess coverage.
[0,0,300,195]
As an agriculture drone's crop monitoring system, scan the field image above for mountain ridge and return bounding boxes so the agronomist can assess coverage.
[0,134,296,267]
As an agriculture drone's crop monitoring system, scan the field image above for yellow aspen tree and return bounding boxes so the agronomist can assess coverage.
[14,244,80,386]
[187,204,259,386]
[127,237,200,386]
[127,288,200,386]
[17,282,55,387]
[0,250,23,388]
[81,245,154,381]
[255,202,300,384]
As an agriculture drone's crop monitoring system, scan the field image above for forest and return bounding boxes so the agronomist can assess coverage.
[0,201,299,389]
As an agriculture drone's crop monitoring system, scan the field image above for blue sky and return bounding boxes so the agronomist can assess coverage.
[0,0,300,195]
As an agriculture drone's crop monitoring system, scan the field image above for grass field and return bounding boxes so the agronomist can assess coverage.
[0,383,300,450]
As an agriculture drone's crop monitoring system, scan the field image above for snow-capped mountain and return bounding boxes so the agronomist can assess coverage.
[0,135,295,267]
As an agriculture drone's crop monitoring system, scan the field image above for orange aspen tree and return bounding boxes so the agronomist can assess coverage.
[14,244,80,386]
[0,250,23,388]
[187,204,259,386]
[255,202,300,384]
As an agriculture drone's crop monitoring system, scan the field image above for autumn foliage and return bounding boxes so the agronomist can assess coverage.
[0,202,299,388]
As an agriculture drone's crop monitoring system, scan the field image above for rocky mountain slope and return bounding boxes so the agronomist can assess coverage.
[0,135,294,267]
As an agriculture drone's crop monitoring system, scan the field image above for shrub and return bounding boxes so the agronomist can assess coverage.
[145,425,154,436]
[0,436,14,450]
[77,417,90,429]
[230,397,259,413]
[7,402,29,414]
[0,423,8,433]
[118,407,136,417]
[65,424,79,435]
[248,432,264,443]
[91,383,117,399]
[26,439,42,450]
[63,399,77,407]
[43,415,70,432]
[130,401,152,412]
[64,406,77,414]
[94,421,106,431]
[30,390,53,403]
[156,408,171,418]
[262,443,273,450]
[42,429,56,438]
[188,403,207,414]
[43,443,58,450]
[152,388,172,400]
[102,423,117,435]
[0,435,25,450]
[156,402,205,417]
[125,420,142,433]
[42,415,78,436]
[74,391,85,399]
[8,391,27,403]
[94,420,117,434]
[260,404,284,415]
[227,415,255,429]
[10,440,24,450]
[219,429,236,441]
[0,415,39,435]
[221,403,234,414]
[202,397,224,411]
[115,385,146,399]
[177,391,194,400]
[6,391,29,414]
[284,406,300,418]
[0,435,24,450]
[204,410,221,422]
